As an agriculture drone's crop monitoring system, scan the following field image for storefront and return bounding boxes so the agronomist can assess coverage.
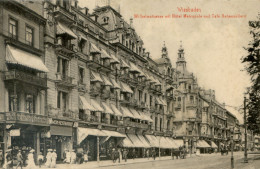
[196,140,211,154]
[48,119,77,161]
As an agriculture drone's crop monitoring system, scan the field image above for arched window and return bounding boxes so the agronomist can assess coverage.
[126,41,128,48]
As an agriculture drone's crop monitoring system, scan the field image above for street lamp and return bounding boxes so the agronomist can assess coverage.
[231,127,234,169]
[244,95,248,163]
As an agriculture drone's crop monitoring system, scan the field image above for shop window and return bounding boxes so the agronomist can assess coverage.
[190,96,194,104]
[78,67,84,84]
[9,18,18,40]
[25,94,35,113]
[25,26,33,46]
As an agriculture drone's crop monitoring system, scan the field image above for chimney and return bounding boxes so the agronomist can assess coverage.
[147,52,150,58]
[130,17,133,28]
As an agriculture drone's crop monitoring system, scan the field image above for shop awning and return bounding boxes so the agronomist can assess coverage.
[90,99,104,112]
[155,97,163,105]
[79,96,95,111]
[120,59,130,68]
[110,78,121,89]
[129,62,141,73]
[111,104,123,116]
[145,135,159,147]
[120,82,133,94]
[211,141,218,148]
[197,140,211,148]
[6,45,49,72]
[129,108,142,120]
[137,135,151,148]
[50,126,72,137]
[120,137,135,147]
[121,107,134,118]
[165,137,179,149]
[138,111,153,122]
[101,102,114,114]
[156,136,172,149]
[102,130,126,138]
[173,139,184,147]
[100,48,112,59]
[110,54,120,63]
[78,31,88,41]
[90,43,101,53]
[127,134,148,148]
[101,75,112,86]
[56,22,77,39]
[91,71,103,82]
[77,128,107,144]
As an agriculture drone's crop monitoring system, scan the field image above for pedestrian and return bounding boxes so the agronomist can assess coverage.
[63,149,71,164]
[117,148,121,163]
[26,149,36,169]
[45,149,52,168]
[111,148,116,163]
[0,150,3,168]
[146,149,150,160]
[51,149,57,168]
[123,149,128,162]
[70,150,76,164]
[16,150,23,169]
[76,149,83,164]
[152,148,156,160]
[38,152,44,168]
[3,149,13,169]
[83,150,88,164]
[132,149,136,160]
[21,148,27,167]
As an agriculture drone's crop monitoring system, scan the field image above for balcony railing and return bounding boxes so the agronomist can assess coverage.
[2,112,49,125]
[48,108,78,120]
[53,5,75,22]
[80,114,100,123]
[4,70,47,88]
[90,87,101,96]
[101,89,110,99]
[124,120,149,129]
[56,73,74,87]
[119,74,129,82]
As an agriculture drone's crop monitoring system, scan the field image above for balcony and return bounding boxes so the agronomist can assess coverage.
[128,77,138,87]
[55,73,75,87]
[166,92,174,100]
[165,75,174,84]
[186,102,197,108]
[110,93,116,101]
[101,89,110,100]
[119,96,131,104]
[55,39,75,55]
[78,82,87,92]
[2,112,49,126]
[87,57,111,73]
[119,74,129,82]
[4,70,47,88]
[53,5,75,23]
[129,99,138,107]
[101,118,110,124]
[124,120,149,129]
[80,114,100,123]
[48,108,78,120]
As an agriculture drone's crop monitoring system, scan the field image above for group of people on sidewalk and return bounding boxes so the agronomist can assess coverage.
[62,149,89,164]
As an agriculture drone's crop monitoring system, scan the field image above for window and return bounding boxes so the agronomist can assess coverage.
[78,67,84,84]
[190,96,194,103]
[138,90,142,102]
[102,16,109,24]
[160,118,163,131]
[57,57,69,77]
[155,117,158,131]
[126,41,128,48]
[144,93,147,103]
[57,91,68,110]
[78,19,84,26]
[25,94,35,113]
[25,26,33,46]
[9,91,20,111]
[167,120,170,130]
[78,39,85,53]
[150,95,153,107]
[9,18,17,39]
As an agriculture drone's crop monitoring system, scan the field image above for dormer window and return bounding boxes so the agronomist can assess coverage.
[102,16,109,24]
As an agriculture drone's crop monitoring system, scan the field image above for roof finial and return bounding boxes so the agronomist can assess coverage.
[180,40,182,48]
[130,17,133,27]
[163,41,166,47]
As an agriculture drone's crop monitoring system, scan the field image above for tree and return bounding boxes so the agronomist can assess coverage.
[242,14,260,134]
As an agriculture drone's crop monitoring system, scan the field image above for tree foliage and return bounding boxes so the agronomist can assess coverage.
[242,15,260,134]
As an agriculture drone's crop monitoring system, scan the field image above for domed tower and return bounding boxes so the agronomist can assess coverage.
[176,41,187,74]
[162,41,168,59]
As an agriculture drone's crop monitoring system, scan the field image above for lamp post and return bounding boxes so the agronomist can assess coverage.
[244,96,248,163]
[231,127,234,169]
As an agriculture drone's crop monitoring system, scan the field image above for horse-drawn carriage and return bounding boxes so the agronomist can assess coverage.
[172,147,186,159]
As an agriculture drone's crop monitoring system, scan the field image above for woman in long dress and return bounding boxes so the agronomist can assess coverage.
[45,149,52,168]
[26,149,36,169]
[50,150,57,168]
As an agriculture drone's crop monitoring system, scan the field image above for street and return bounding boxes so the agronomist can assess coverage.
[38,152,260,169]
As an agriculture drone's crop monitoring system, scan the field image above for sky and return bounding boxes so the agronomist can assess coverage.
[78,0,259,108]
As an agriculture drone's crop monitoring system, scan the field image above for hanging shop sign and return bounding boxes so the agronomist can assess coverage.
[51,119,74,127]
[41,131,51,138]
[10,129,20,136]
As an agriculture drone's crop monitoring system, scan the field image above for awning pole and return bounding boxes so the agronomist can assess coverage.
[97,136,100,162]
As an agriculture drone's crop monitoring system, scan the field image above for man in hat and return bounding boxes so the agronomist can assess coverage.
[111,148,116,163]
[5,149,13,169]
[16,150,23,169]
[38,152,44,168]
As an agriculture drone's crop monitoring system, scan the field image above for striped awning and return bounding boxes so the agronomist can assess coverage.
[127,134,148,148]
[121,107,134,118]
[137,135,151,148]
[120,82,133,94]
[145,135,160,147]
[6,45,49,72]
[120,136,135,147]
[101,102,114,114]
[120,59,130,68]
[110,54,120,63]
[90,43,101,53]
[56,22,77,39]
[110,78,121,89]
[91,71,103,82]
[129,62,141,73]
[101,75,112,86]
[79,96,95,111]
[111,104,123,116]
[129,108,142,120]
[90,99,104,112]
[197,140,211,148]
[100,48,112,59]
